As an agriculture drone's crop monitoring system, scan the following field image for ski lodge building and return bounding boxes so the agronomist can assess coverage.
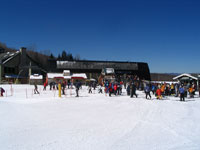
[56,60,151,81]
[0,47,46,84]
[0,47,151,84]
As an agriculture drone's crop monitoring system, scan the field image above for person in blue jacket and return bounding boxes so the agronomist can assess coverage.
[179,85,185,101]
[145,84,151,99]
[104,81,109,93]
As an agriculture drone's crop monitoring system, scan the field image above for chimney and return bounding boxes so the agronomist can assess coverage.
[20,47,27,66]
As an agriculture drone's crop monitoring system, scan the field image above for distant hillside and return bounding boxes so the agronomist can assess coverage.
[151,73,178,81]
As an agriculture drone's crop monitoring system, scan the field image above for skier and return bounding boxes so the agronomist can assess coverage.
[52,82,56,90]
[199,85,200,97]
[0,87,5,97]
[175,83,180,97]
[98,85,103,93]
[43,82,47,91]
[104,81,109,94]
[114,83,118,95]
[188,86,194,98]
[151,84,156,95]
[75,81,80,97]
[117,82,121,95]
[156,88,162,100]
[92,82,97,90]
[161,84,165,96]
[49,82,53,90]
[126,83,130,96]
[165,84,170,96]
[109,82,113,97]
[145,84,151,99]
[67,81,71,89]
[179,85,185,101]
[61,81,66,95]
[34,83,40,94]
[130,82,137,98]
[88,83,92,93]
[170,83,175,95]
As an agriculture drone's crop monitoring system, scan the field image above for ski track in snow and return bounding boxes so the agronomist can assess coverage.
[0,84,200,150]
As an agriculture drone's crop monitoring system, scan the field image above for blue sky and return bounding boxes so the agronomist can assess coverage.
[0,0,200,73]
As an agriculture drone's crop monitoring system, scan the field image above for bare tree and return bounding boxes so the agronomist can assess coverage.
[27,44,37,52]
[74,54,81,60]
[0,42,17,52]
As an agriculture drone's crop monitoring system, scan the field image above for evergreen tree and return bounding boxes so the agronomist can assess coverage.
[57,54,61,60]
[74,54,80,60]
[50,53,54,59]
[68,53,73,61]
[61,50,67,60]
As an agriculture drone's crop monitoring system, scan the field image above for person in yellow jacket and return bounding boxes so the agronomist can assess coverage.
[171,83,175,95]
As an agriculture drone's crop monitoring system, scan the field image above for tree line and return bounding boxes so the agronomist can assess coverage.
[56,50,80,61]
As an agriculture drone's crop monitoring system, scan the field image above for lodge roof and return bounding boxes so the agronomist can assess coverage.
[173,73,198,80]
[0,51,20,64]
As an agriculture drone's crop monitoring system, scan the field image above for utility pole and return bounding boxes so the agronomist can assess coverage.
[29,62,32,84]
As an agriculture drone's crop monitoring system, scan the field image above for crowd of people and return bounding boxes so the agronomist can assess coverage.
[32,74,200,102]
[1,74,198,102]
[149,82,197,101]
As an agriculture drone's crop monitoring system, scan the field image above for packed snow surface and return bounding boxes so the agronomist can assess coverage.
[0,84,200,150]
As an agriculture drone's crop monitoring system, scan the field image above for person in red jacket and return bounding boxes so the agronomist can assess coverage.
[43,82,47,91]
[114,84,118,95]
[109,83,113,97]
[156,88,162,100]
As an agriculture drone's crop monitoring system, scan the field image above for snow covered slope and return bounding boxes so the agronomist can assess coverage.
[0,85,200,150]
